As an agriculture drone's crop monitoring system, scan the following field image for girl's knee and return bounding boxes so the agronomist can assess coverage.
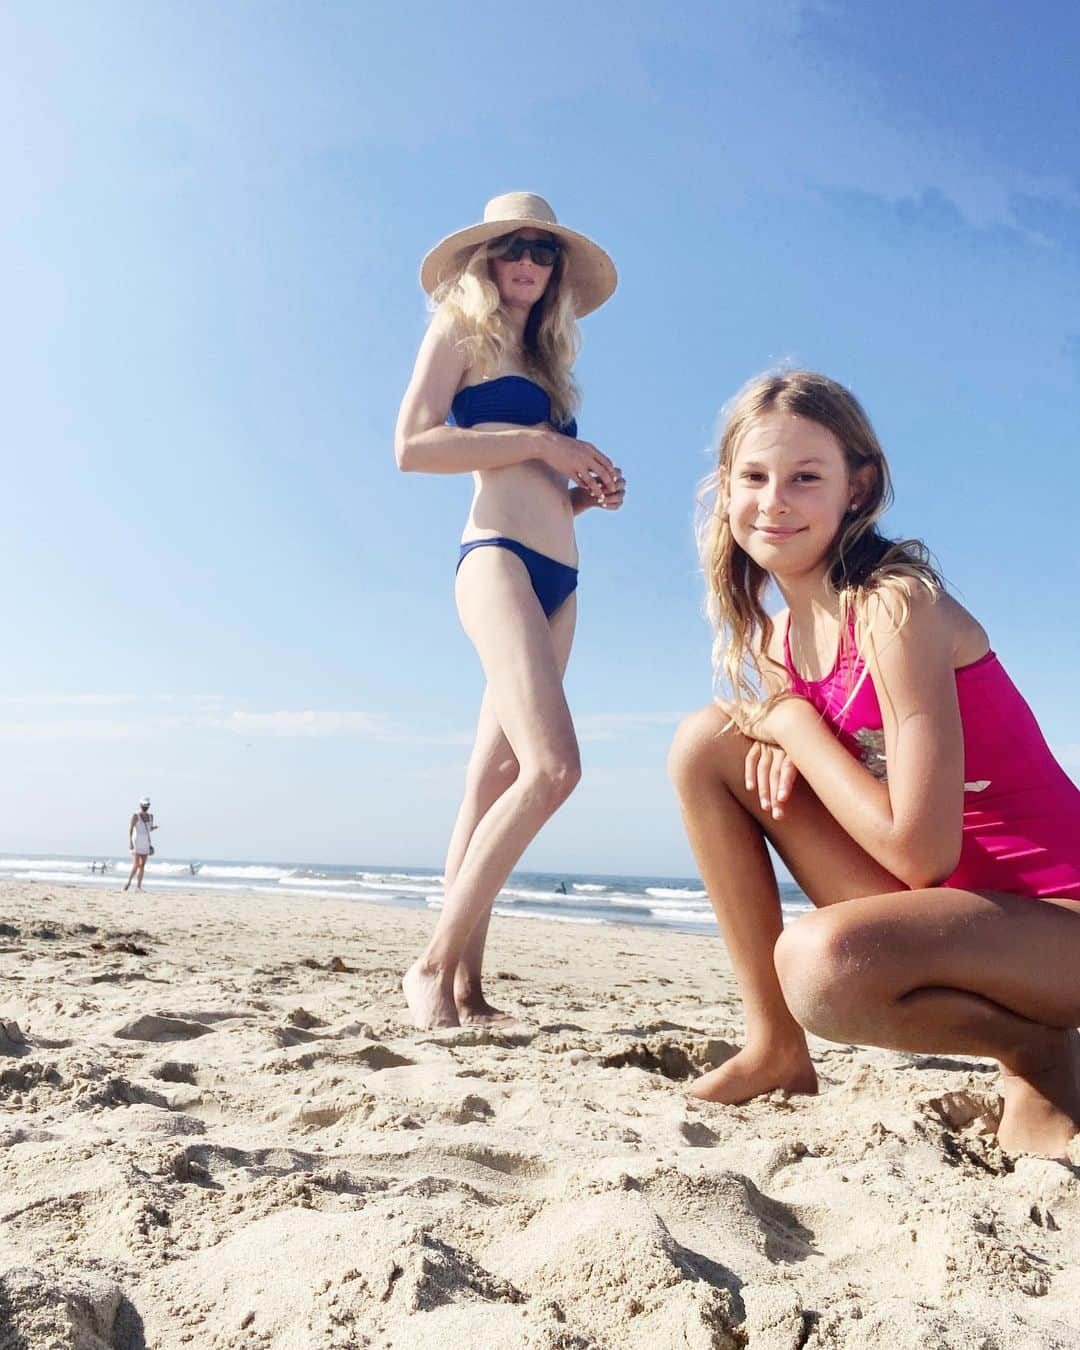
[774,913,869,1041]
[668,704,741,790]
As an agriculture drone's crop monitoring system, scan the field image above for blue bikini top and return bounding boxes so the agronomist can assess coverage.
[449,374,578,439]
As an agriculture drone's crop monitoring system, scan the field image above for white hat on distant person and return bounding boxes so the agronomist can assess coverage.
[139,797,150,808]
[420,191,617,318]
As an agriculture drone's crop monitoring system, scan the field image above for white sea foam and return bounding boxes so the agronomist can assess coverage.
[141,879,252,893]
[0,857,96,873]
[572,883,608,892]
[5,869,110,884]
[645,886,708,899]
[359,870,444,885]
[351,878,444,895]
[612,896,709,912]
[492,907,602,925]
[278,876,361,889]
[498,886,594,903]
[195,864,292,880]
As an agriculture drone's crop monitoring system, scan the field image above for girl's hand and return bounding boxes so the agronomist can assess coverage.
[745,742,798,819]
[539,430,617,499]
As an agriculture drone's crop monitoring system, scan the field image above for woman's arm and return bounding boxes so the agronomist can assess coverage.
[394,315,558,475]
[766,584,964,887]
[394,315,617,491]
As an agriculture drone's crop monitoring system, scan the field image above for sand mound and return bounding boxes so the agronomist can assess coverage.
[0,1267,133,1350]
[140,1208,525,1347]
[114,1014,212,1042]
[487,1191,742,1345]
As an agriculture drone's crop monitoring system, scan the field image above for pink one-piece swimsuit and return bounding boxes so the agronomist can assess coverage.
[783,620,1080,900]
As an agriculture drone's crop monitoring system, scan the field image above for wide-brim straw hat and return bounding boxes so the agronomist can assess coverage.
[420,191,617,318]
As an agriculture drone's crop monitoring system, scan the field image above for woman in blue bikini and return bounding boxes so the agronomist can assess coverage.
[395,192,624,1028]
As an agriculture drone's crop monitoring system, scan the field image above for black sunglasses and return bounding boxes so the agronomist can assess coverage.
[496,236,562,267]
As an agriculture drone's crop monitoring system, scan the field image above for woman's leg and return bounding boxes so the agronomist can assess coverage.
[404,552,580,1028]
[135,854,147,890]
[123,854,138,891]
[774,889,1080,1156]
[448,599,577,1021]
[668,704,902,1103]
[443,693,519,1020]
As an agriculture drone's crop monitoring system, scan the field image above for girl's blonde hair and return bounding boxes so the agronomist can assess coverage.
[697,370,942,720]
[431,233,580,425]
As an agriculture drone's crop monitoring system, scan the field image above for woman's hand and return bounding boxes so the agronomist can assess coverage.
[570,467,626,513]
[744,741,798,819]
[597,467,626,510]
[538,429,618,499]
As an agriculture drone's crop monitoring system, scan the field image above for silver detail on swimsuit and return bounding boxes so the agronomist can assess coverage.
[854,728,888,782]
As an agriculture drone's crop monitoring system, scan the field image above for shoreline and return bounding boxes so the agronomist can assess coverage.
[0,852,813,939]
[1,879,1077,1347]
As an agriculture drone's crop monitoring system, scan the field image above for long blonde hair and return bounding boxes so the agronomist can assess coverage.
[431,233,580,425]
[698,370,942,719]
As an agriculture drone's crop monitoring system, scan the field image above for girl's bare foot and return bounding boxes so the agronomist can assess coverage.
[690,1038,819,1105]
[403,960,459,1030]
[997,1030,1080,1159]
[453,974,515,1024]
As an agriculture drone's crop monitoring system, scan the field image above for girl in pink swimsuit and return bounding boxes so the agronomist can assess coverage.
[669,370,1080,1158]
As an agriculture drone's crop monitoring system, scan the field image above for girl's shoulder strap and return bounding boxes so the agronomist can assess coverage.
[779,610,796,678]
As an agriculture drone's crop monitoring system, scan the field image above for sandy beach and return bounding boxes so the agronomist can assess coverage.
[1,879,1078,1348]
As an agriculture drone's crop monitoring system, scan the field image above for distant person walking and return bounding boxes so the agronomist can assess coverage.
[123,797,157,892]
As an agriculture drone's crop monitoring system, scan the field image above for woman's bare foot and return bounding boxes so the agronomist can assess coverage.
[453,974,515,1024]
[403,960,459,1030]
[997,1030,1080,1159]
[690,1038,819,1105]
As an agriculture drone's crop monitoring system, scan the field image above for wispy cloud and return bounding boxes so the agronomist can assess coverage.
[0,697,684,749]
[575,712,683,744]
[216,709,393,739]
[0,697,471,747]
[0,714,196,742]
[0,692,140,707]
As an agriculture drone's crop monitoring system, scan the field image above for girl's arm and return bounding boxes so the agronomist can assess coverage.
[766,583,964,887]
[394,315,617,491]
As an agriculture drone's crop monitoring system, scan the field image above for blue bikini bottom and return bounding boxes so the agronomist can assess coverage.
[456,537,579,618]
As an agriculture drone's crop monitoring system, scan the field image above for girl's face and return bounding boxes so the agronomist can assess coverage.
[489,228,557,312]
[727,412,869,584]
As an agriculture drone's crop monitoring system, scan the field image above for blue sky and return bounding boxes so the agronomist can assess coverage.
[2,1,1078,875]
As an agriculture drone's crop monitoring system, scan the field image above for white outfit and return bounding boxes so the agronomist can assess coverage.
[132,813,153,855]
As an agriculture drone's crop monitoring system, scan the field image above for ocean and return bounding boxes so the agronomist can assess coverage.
[0,853,813,934]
